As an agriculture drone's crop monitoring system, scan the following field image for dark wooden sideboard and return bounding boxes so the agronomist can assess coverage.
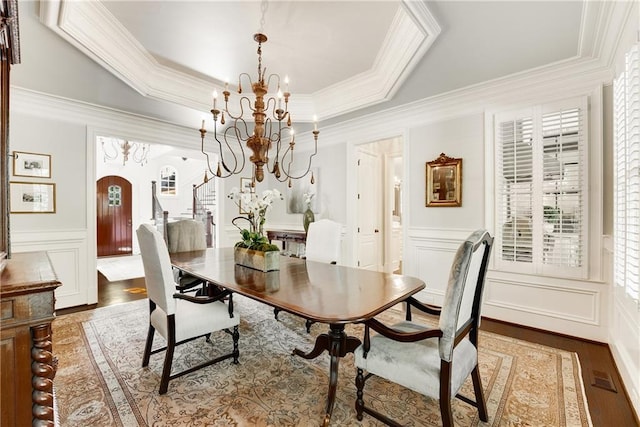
[1,252,61,427]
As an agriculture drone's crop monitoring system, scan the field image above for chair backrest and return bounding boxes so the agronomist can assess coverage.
[438,229,493,362]
[137,223,179,315]
[305,219,342,264]
[166,219,207,253]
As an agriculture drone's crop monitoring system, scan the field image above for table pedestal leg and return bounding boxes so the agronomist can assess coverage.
[293,324,361,426]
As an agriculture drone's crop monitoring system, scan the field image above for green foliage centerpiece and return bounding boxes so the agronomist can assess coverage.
[228,188,282,271]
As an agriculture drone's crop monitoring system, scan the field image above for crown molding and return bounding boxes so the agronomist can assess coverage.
[578,1,637,70]
[10,86,201,150]
[318,55,612,147]
[312,2,440,119]
[38,0,439,121]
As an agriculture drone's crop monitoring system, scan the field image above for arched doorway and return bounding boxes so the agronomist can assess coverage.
[97,175,133,257]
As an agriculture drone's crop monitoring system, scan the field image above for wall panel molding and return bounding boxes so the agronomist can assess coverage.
[405,226,607,340]
[11,229,89,309]
[484,278,600,325]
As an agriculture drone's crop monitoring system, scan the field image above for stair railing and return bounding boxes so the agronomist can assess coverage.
[151,180,170,241]
[193,178,217,247]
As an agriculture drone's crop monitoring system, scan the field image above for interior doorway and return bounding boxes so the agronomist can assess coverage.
[97,175,133,257]
[354,137,403,272]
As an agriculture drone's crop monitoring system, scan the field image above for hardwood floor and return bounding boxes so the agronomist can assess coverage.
[57,273,638,426]
[481,318,638,426]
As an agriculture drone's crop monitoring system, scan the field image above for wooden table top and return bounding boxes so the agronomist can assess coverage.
[170,247,425,324]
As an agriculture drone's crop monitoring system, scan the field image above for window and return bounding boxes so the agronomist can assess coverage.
[108,185,122,206]
[494,97,588,278]
[160,165,177,196]
[614,43,640,307]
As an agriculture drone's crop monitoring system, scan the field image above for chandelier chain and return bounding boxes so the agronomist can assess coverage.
[259,0,268,34]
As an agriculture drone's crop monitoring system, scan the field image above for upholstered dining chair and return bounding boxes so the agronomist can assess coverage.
[166,219,207,293]
[137,223,240,395]
[273,219,342,332]
[354,229,493,426]
[304,219,342,264]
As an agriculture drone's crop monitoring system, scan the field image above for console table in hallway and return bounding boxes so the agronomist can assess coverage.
[266,229,306,252]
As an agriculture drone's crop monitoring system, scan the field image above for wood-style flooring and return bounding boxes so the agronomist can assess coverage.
[57,272,639,426]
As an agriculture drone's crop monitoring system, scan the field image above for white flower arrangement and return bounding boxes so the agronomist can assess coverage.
[228,188,283,248]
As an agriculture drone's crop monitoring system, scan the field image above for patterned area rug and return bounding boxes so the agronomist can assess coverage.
[53,296,592,426]
[96,255,145,282]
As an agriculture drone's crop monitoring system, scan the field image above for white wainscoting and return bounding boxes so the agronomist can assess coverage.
[405,227,608,341]
[611,290,640,416]
[605,235,640,416]
[10,229,92,309]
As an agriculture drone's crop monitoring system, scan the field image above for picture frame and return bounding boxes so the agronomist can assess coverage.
[239,177,254,214]
[12,151,51,178]
[10,181,56,213]
[426,153,462,207]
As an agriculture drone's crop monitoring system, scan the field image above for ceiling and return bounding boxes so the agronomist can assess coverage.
[38,1,603,126]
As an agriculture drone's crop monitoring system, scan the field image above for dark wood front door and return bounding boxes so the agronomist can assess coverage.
[97,175,132,257]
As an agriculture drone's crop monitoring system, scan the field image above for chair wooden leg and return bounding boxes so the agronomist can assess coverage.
[471,366,488,421]
[232,325,240,364]
[355,368,365,421]
[142,300,157,368]
[142,325,155,367]
[440,360,453,427]
[159,315,177,395]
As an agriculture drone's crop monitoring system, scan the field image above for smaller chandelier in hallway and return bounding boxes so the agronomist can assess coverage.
[100,137,150,167]
[199,32,319,187]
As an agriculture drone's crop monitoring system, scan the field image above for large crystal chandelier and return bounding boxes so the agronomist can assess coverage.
[199,32,319,187]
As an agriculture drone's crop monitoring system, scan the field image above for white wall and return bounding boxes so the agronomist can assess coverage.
[9,112,89,307]
[403,113,485,301]
[606,0,640,416]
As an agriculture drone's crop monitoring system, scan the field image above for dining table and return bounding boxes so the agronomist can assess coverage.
[169,247,425,426]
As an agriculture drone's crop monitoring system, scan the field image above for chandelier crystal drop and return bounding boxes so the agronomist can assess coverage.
[199,33,319,187]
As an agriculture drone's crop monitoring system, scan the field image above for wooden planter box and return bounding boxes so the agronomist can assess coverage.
[234,246,280,272]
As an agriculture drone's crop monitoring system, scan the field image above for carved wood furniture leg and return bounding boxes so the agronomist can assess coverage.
[293,324,361,426]
[292,333,330,359]
[31,323,56,427]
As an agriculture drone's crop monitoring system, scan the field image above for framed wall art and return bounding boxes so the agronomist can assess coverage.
[13,151,51,178]
[426,153,462,207]
[10,181,56,213]
[286,167,319,214]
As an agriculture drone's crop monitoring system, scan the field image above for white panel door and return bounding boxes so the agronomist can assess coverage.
[357,148,382,270]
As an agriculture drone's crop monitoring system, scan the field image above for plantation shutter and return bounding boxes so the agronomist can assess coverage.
[614,44,640,306]
[495,99,587,278]
[540,107,585,270]
[496,115,534,264]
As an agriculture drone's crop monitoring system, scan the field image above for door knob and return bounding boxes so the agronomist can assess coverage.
[374,229,379,233]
